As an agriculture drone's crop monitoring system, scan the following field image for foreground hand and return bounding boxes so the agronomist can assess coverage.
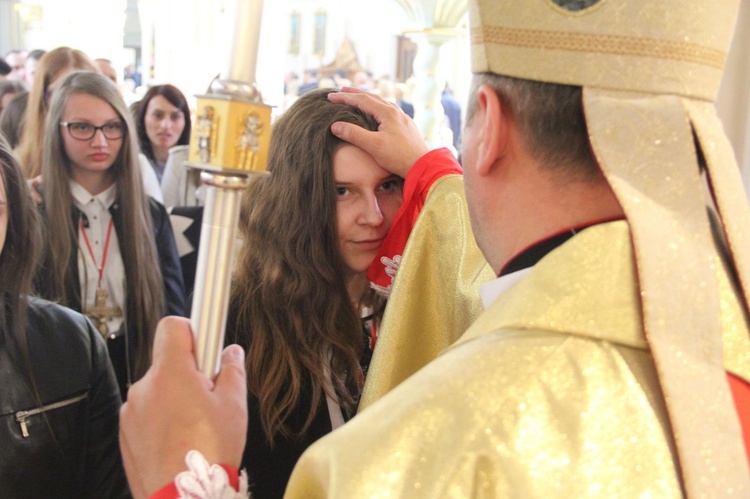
[119,317,248,498]
[328,87,429,177]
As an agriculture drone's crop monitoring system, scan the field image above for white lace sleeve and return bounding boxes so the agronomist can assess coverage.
[173,450,249,499]
[369,254,402,297]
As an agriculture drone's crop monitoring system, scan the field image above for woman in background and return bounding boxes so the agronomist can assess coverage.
[35,71,185,399]
[0,91,28,149]
[14,47,98,178]
[14,47,163,203]
[135,84,191,183]
[0,79,26,115]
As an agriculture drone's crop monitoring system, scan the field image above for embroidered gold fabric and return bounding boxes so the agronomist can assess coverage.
[463,0,750,494]
[468,0,739,100]
[360,175,493,410]
[471,26,726,69]
[287,223,750,498]
[584,89,748,495]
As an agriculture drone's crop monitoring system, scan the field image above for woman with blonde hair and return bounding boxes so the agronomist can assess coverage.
[35,71,185,399]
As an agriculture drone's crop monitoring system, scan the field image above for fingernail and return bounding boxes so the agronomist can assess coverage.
[228,345,244,361]
[330,123,341,136]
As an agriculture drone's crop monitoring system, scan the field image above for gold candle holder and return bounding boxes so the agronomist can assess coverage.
[186,0,271,377]
[186,0,271,379]
[185,84,271,378]
[188,87,272,175]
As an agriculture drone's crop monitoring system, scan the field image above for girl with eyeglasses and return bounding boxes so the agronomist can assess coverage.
[15,47,99,179]
[35,70,185,400]
[14,46,163,203]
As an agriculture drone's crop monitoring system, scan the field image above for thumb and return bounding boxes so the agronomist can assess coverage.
[151,316,194,368]
[213,344,247,400]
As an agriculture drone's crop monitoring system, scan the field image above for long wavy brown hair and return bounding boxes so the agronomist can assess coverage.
[229,88,382,441]
[37,71,164,380]
[16,47,98,178]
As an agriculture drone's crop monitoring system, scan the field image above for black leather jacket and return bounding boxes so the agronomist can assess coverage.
[0,298,130,498]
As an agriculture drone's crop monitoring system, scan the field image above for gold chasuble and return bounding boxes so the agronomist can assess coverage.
[287,222,750,497]
[285,0,750,495]
[360,174,494,410]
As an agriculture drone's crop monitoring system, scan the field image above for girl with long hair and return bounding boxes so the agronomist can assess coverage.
[228,88,404,497]
[0,133,129,497]
[14,46,98,178]
[35,71,185,399]
[14,46,163,203]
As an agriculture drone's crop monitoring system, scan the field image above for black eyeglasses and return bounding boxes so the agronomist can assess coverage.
[60,121,126,140]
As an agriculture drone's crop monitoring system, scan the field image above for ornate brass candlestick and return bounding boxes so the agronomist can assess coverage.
[186,0,271,378]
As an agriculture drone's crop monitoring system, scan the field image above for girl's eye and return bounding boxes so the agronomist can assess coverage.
[336,187,348,197]
[380,179,403,192]
[71,123,93,133]
[104,122,124,133]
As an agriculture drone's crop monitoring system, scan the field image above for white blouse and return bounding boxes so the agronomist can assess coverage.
[71,180,126,339]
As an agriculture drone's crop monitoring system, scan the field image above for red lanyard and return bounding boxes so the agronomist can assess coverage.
[79,216,115,289]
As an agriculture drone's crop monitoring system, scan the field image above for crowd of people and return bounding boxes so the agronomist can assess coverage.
[2,0,750,497]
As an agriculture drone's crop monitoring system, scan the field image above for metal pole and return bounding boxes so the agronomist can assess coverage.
[188,0,270,378]
[191,173,250,377]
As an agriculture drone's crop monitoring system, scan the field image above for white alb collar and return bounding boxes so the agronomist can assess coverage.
[479,267,533,310]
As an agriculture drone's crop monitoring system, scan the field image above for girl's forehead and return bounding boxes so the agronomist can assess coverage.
[63,93,118,118]
[147,95,180,111]
[333,145,394,183]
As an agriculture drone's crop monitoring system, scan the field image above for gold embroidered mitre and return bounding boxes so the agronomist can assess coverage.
[469,0,737,99]
[468,0,750,496]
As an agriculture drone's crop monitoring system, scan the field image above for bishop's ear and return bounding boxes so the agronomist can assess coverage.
[471,84,509,177]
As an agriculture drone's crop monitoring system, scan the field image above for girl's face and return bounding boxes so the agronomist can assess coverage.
[61,93,123,186]
[144,95,186,151]
[334,144,403,276]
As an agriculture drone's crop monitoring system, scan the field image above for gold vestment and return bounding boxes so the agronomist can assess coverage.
[361,174,494,409]
[286,221,750,498]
